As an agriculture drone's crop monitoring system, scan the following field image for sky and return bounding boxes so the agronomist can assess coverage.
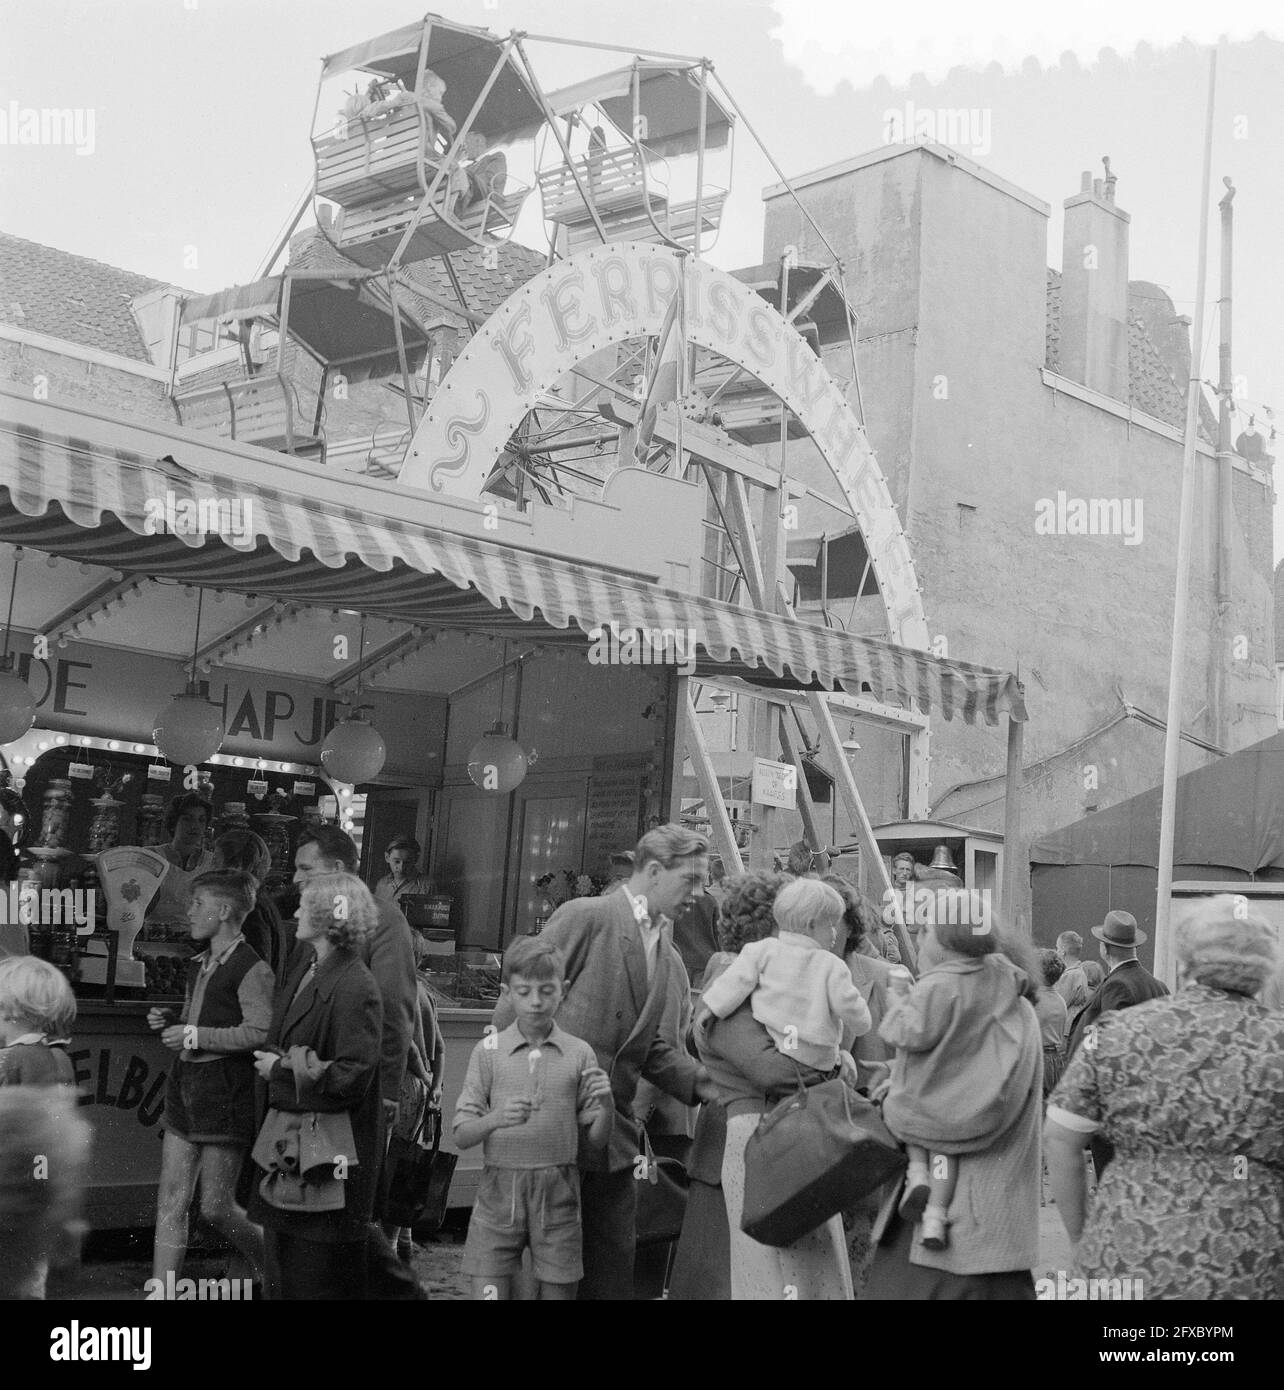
[2,0,1282,561]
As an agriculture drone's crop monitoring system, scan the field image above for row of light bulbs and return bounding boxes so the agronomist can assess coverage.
[2,551,551,792]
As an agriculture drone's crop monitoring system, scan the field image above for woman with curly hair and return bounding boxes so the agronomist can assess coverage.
[1047,895,1284,1299]
[668,871,788,1301]
[247,872,383,1299]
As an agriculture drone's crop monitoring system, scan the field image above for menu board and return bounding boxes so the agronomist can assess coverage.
[584,756,649,876]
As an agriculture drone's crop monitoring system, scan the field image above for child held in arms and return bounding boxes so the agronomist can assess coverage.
[147,869,274,1297]
[699,876,873,1074]
[453,936,613,1300]
[878,890,1038,1249]
[0,955,76,1087]
[0,955,87,1298]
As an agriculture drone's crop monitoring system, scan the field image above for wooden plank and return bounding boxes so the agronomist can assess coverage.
[677,679,744,875]
[808,689,916,970]
[778,707,829,872]
[1001,714,1024,930]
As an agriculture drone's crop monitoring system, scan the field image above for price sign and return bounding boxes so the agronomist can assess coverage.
[751,757,797,810]
[246,779,268,798]
[147,764,173,782]
[68,762,94,781]
[293,781,316,798]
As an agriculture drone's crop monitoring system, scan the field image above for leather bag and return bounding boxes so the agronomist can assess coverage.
[383,1108,457,1232]
[741,1077,906,1248]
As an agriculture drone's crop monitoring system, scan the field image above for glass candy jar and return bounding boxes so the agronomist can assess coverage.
[138,793,167,847]
[88,795,124,853]
[36,779,74,850]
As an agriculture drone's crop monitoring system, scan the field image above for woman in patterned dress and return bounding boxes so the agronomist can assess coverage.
[1046,894,1284,1299]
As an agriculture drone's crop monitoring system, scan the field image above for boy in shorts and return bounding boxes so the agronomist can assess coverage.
[454,936,613,1299]
[147,869,273,1295]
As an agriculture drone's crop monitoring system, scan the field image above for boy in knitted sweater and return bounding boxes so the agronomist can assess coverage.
[701,878,871,1072]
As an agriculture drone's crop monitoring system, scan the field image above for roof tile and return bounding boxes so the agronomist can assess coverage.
[0,230,182,361]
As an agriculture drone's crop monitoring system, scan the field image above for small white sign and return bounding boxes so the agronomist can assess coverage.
[246,779,268,798]
[68,762,93,781]
[147,764,173,782]
[752,757,797,810]
[293,780,316,798]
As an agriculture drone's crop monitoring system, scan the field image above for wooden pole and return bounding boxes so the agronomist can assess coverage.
[1001,712,1025,930]
[809,689,916,971]
[677,678,744,874]
[1155,47,1218,989]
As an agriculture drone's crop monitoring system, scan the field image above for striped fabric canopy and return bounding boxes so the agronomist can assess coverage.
[0,391,1026,725]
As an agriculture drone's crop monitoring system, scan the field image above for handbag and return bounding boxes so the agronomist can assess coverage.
[740,1076,907,1248]
[634,1128,689,1247]
[383,1107,457,1232]
[251,1108,360,1214]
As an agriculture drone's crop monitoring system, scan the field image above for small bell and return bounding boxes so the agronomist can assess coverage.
[929,844,956,873]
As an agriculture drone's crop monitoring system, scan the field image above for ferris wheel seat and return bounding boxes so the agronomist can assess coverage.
[172,374,324,456]
[538,147,664,224]
[564,190,725,255]
[334,185,528,267]
[315,110,441,206]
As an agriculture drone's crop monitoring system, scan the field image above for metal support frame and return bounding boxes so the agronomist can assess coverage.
[514,37,610,246]
[388,37,517,270]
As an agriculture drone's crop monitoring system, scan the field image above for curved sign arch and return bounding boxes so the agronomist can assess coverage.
[400,243,927,647]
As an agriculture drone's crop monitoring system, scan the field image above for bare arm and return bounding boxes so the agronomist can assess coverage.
[454,1102,530,1151]
[1044,1117,1093,1244]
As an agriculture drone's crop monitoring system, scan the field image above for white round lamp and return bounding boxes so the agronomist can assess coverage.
[321,711,386,785]
[0,662,37,744]
[467,721,528,793]
[152,681,225,765]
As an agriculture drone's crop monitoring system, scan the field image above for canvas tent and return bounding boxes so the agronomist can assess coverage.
[1029,732,1284,971]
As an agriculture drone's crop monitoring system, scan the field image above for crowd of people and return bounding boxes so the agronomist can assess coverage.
[1,806,1283,1301]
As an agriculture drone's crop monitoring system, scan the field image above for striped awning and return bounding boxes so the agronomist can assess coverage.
[0,391,1026,725]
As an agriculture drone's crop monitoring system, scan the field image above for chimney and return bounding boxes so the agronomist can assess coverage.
[1059,158,1130,400]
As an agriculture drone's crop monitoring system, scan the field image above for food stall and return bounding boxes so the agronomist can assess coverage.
[0,539,675,1224]
[1,628,443,1227]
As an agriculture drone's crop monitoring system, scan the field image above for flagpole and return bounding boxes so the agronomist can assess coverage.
[1154,46,1218,987]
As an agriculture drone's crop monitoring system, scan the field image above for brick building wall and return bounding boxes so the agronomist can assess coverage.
[761,143,1277,926]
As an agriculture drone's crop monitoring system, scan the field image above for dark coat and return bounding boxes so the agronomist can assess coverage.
[242,891,290,984]
[1067,958,1169,1057]
[672,892,720,989]
[491,886,701,1171]
[246,945,383,1242]
[361,898,417,1104]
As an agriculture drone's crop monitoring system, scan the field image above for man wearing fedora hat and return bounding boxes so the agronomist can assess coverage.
[1066,910,1168,1177]
[1067,912,1168,1053]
